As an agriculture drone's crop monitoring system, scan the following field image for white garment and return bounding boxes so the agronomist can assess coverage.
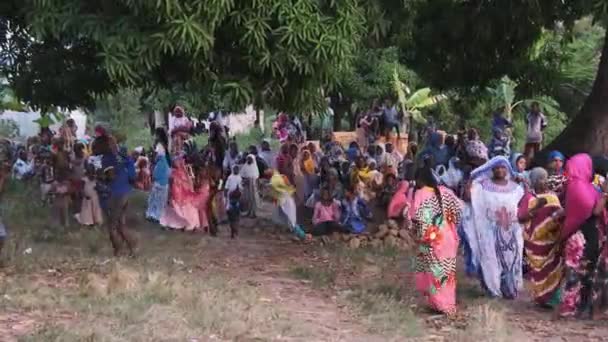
[240,154,260,179]
[155,143,166,156]
[464,179,524,298]
[12,159,32,180]
[168,115,191,135]
[225,174,243,193]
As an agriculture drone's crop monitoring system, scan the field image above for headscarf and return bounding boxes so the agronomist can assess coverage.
[351,164,372,185]
[240,154,260,179]
[270,170,295,197]
[470,156,514,182]
[548,151,565,174]
[302,150,315,174]
[563,153,599,239]
[387,181,411,218]
[465,139,489,161]
[511,153,525,172]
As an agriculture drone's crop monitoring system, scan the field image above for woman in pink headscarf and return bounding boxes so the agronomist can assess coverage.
[559,153,608,319]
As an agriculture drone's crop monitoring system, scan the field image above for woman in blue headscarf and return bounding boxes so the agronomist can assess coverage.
[146,151,171,222]
[462,156,525,299]
[511,153,529,185]
[546,151,566,197]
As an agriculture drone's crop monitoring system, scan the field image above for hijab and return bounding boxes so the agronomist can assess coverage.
[302,150,315,174]
[548,150,565,175]
[563,153,599,239]
[470,156,514,182]
[240,154,260,179]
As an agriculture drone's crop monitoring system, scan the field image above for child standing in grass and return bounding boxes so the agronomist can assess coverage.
[226,187,241,239]
[39,154,55,205]
[52,173,71,229]
[77,165,103,227]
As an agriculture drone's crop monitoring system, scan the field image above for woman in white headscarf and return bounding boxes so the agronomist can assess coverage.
[240,154,260,218]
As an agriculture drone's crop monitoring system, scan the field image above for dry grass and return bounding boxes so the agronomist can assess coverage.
[344,283,422,338]
[7,263,294,341]
[288,265,336,288]
[453,304,528,342]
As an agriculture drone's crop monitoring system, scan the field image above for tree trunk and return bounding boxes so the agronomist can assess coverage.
[544,30,608,158]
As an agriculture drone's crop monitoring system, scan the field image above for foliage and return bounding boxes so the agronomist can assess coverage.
[486,76,561,120]
[32,112,65,129]
[2,0,367,113]
[392,68,447,125]
[337,47,419,112]
[406,0,599,90]
[0,118,19,138]
[0,84,25,111]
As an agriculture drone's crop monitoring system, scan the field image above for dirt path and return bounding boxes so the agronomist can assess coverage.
[4,199,608,341]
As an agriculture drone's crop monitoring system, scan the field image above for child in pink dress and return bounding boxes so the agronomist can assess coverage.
[311,187,342,236]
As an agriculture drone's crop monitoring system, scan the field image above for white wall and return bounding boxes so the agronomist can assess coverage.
[0,109,88,140]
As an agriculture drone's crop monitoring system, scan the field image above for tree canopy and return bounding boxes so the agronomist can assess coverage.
[1,0,367,112]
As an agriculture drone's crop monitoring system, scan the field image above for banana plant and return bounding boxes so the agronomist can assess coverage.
[33,112,65,129]
[486,76,561,119]
[392,67,447,125]
[0,85,25,111]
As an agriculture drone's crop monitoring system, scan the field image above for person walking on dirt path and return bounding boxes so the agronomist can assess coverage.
[101,137,137,257]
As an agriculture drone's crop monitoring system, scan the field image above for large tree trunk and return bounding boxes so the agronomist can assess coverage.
[545,30,608,158]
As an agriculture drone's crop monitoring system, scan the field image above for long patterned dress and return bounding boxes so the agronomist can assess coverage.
[559,216,608,318]
[160,159,200,230]
[413,186,463,314]
[463,178,525,299]
[518,192,563,307]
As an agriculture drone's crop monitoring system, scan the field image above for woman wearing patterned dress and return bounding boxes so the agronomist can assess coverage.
[559,153,608,319]
[410,156,463,315]
[517,167,564,308]
[462,156,525,299]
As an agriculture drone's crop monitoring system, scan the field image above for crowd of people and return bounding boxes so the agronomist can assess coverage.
[1,101,608,321]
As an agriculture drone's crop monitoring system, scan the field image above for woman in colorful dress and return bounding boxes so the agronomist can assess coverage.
[517,167,564,308]
[559,153,608,319]
[194,165,213,233]
[146,151,171,222]
[546,151,567,198]
[462,156,525,299]
[160,156,200,231]
[411,157,463,315]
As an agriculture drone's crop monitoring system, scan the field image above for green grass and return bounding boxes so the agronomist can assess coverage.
[288,265,336,288]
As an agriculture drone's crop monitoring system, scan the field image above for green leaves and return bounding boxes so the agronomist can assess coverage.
[392,67,447,124]
[2,0,366,112]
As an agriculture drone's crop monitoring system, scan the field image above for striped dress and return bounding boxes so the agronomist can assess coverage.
[518,192,563,307]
